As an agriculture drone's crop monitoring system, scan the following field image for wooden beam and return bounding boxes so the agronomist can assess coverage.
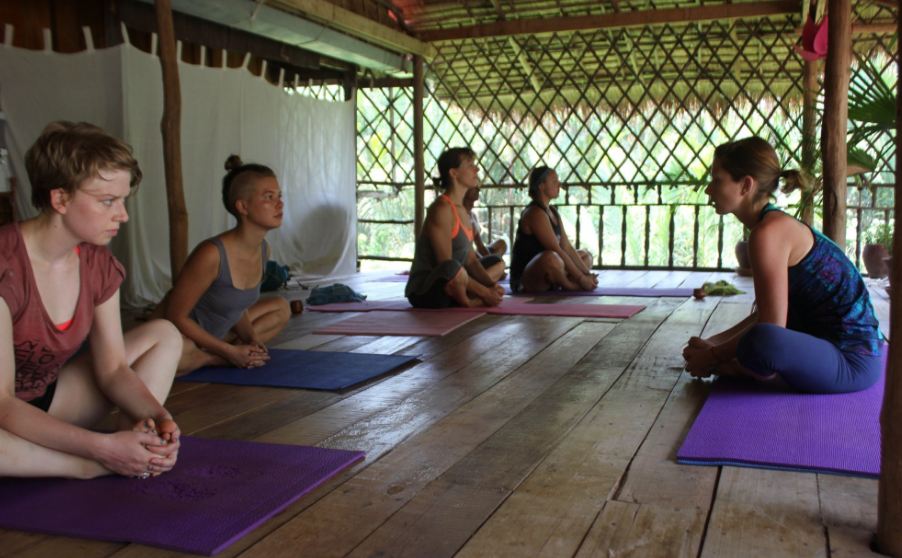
[820,0,851,247]
[154,0,188,278]
[120,0,354,72]
[507,37,543,94]
[360,77,415,88]
[418,0,798,42]
[269,0,437,60]
[413,55,425,237]
[799,59,819,226]
[851,23,897,35]
[877,8,902,555]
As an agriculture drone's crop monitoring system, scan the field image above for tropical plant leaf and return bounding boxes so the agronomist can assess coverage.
[847,147,878,174]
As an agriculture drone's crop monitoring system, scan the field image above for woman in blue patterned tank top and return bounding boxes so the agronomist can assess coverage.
[682,137,883,393]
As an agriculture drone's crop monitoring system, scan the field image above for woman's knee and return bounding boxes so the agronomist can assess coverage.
[736,323,784,363]
[536,250,564,270]
[267,297,291,324]
[144,319,183,349]
[126,319,183,366]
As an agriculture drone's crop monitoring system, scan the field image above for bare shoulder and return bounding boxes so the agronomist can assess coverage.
[182,239,221,276]
[426,197,453,223]
[522,205,550,227]
[749,211,809,259]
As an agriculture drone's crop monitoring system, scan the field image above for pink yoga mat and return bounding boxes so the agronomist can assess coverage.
[310,299,643,319]
[314,310,487,336]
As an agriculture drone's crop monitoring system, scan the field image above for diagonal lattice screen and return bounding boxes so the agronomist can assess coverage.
[357,10,896,270]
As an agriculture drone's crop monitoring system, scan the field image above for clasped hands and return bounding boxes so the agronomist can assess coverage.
[682,336,720,378]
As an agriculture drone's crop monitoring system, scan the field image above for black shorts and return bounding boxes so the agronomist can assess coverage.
[26,381,57,412]
[407,275,454,308]
[479,254,503,268]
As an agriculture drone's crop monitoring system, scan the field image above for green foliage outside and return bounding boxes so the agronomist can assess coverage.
[349,53,896,270]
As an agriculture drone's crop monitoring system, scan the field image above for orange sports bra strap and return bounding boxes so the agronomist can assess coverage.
[440,194,461,238]
[440,194,475,241]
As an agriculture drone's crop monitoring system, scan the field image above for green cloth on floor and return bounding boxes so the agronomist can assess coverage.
[703,280,745,296]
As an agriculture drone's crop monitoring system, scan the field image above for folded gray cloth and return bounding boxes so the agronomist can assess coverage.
[306,284,368,305]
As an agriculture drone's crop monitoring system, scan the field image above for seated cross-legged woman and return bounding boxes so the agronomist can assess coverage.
[405,147,504,308]
[462,186,506,282]
[159,155,290,375]
[0,121,182,479]
[682,137,883,393]
[509,166,598,293]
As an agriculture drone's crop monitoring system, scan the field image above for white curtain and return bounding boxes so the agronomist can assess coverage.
[0,34,356,307]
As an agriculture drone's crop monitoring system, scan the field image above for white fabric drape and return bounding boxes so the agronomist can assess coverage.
[0,37,356,307]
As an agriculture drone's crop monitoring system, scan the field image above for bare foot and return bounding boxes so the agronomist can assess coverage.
[176,344,228,376]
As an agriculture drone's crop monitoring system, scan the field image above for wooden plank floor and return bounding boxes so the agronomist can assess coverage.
[3,270,887,558]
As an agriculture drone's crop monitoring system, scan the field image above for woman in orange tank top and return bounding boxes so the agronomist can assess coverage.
[405,147,504,308]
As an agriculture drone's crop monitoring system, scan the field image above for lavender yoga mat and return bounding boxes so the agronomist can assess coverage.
[310,298,644,318]
[178,348,418,390]
[510,286,693,297]
[0,437,364,555]
[370,275,692,297]
[677,370,885,477]
[314,310,486,336]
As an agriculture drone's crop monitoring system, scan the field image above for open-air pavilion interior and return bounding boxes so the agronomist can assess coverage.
[0,0,900,556]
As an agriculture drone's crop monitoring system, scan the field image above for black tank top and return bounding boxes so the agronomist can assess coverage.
[510,201,561,291]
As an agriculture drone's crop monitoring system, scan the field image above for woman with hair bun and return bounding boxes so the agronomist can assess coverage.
[405,147,504,308]
[508,166,598,293]
[160,155,290,374]
[682,136,883,393]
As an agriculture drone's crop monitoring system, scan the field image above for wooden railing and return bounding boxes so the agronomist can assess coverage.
[357,181,895,271]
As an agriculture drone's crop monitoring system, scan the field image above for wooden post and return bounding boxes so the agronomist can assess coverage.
[876,10,902,555]
[800,59,818,226]
[820,0,851,247]
[413,55,425,237]
[154,0,188,278]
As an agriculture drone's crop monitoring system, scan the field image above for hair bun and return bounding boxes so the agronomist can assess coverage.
[224,154,243,171]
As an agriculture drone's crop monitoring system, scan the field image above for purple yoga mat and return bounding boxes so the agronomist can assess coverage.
[0,437,364,555]
[677,369,885,477]
[310,298,643,319]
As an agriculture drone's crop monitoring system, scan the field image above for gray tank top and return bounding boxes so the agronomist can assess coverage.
[189,237,267,339]
[405,195,472,297]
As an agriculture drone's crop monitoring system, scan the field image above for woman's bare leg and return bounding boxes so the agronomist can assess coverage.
[0,320,182,479]
[485,260,506,282]
[488,238,507,256]
[520,251,580,292]
[246,297,291,344]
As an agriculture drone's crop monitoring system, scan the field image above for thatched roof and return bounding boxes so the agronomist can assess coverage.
[346,0,897,112]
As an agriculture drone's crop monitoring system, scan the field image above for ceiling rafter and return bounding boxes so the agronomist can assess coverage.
[418,0,799,41]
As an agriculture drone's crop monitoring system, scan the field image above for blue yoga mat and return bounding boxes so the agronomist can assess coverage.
[179,348,418,391]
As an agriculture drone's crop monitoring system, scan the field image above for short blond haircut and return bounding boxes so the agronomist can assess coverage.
[25,121,142,211]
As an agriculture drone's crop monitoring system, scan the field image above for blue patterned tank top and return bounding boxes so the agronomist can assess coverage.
[761,204,881,355]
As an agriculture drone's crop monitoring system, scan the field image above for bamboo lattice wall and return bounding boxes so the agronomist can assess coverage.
[354,3,896,269]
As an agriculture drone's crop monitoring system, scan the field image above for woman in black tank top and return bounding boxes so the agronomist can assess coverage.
[509,166,598,293]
